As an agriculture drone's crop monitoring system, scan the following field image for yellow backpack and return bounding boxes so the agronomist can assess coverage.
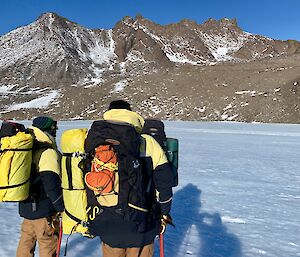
[0,127,33,202]
[60,128,90,235]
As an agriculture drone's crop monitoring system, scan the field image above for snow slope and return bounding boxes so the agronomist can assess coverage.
[0,121,299,257]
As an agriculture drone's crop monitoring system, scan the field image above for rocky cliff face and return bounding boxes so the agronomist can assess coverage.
[0,13,118,87]
[1,13,300,123]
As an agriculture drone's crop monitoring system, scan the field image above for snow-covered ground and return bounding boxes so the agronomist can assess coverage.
[1,121,300,257]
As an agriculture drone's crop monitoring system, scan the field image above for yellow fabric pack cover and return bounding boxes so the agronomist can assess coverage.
[61,128,89,235]
[30,126,60,176]
[0,132,33,202]
[103,109,145,133]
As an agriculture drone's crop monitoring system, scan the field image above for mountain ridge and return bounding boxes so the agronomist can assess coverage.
[1,12,300,123]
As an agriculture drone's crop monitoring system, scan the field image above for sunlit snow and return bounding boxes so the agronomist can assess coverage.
[0,121,299,257]
[0,85,15,94]
[199,32,251,62]
[110,79,128,93]
[88,30,115,65]
[6,90,59,111]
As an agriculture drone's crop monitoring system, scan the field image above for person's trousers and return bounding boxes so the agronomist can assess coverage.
[102,242,154,257]
[16,218,58,257]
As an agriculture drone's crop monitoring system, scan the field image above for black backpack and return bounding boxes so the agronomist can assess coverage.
[0,121,26,138]
[141,119,167,151]
[141,119,179,187]
[84,120,156,234]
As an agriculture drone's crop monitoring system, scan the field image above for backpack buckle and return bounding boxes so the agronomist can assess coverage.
[133,160,140,169]
[72,152,88,159]
[81,221,90,228]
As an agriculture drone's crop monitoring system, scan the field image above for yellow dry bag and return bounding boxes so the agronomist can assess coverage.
[0,132,33,202]
[61,128,89,235]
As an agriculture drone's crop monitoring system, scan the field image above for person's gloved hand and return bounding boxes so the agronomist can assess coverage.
[48,212,62,233]
[160,213,174,234]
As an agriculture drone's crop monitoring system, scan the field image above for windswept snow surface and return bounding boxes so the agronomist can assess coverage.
[0,121,300,257]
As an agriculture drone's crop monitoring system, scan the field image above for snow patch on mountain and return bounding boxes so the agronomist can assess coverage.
[110,79,128,93]
[87,30,116,65]
[199,31,251,61]
[6,90,59,111]
[0,84,16,94]
[126,50,147,63]
[165,51,200,65]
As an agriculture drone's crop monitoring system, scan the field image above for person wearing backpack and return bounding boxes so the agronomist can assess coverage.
[16,116,64,257]
[84,100,174,257]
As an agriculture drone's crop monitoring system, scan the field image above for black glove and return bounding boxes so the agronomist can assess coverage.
[160,213,175,234]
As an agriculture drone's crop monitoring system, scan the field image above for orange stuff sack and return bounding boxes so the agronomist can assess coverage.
[85,145,118,195]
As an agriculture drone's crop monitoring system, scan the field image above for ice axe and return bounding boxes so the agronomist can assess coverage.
[159,233,165,257]
[159,214,175,257]
[56,216,63,257]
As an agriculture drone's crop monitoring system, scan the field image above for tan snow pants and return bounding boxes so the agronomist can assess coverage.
[16,218,58,257]
[102,242,154,257]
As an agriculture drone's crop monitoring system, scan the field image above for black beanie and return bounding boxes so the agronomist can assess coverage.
[108,100,132,111]
[32,116,57,132]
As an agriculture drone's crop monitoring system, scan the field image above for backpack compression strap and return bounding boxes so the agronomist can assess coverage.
[0,144,54,154]
[64,209,89,228]
[0,148,33,153]
[63,153,74,190]
[62,152,88,191]
[0,177,30,190]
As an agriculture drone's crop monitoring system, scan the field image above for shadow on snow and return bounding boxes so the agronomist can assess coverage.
[60,234,101,257]
[59,183,242,257]
[156,183,242,257]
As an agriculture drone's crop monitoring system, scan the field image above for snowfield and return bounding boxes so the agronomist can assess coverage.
[0,120,300,257]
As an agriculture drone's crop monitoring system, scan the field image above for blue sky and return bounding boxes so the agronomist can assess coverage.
[1,0,300,41]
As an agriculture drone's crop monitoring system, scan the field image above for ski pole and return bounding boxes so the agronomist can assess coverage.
[159,233,164,257]
[56,216,63,257]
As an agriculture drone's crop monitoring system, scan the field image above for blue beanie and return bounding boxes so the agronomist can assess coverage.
[32,116,57,132]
